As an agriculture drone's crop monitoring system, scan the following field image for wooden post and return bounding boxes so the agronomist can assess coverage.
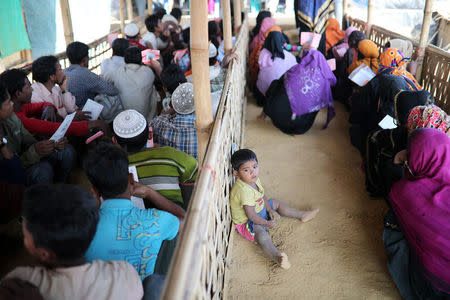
[59,0,74,45]
[221,0,233,54]
[119,0,126,35]
[366,0,374,35]
[415,0,434,82]
[233,0,241,30]
[126,0,134,21]
[343,0,348,24]
[147,0,153,14]
[190,0,213,165]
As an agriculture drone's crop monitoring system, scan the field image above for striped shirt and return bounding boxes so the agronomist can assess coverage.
[128,146,198,205]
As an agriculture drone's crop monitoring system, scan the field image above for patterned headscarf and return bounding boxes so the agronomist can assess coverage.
[379,48,422,91]
[406,104,450,134]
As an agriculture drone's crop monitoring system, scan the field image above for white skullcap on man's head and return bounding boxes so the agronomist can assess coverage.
[113,109,147,138]
[209,42,218,58]
[171,83,195,114]
[124,23,140,37]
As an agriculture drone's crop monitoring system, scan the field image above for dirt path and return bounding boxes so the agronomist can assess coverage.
[227,99,401,299]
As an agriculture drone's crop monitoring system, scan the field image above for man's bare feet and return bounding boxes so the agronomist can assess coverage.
[299,208,319,222]
[278,252,291,269]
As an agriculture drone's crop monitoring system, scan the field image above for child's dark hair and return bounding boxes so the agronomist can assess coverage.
[0,79,10,105]
[145,14,160,33]
[84,142,130,199]
[155,7,166,20]
[22,184,99,261]
[124,46,142,64]
[208,20,220,49]
[231,149,258,171]
[112,38,129,57]
[115,125,149,154]
[170,7,182,20]
[161,64,187,94]
[66,41,89,64]
[32,55,58,83]
[0,69,27,99]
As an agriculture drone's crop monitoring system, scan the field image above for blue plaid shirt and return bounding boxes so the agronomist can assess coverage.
[150,113,197,159]
[64,64,119,107]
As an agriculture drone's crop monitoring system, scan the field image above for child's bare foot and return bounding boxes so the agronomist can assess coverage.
[278,252,291,269]
[299,208,319,222]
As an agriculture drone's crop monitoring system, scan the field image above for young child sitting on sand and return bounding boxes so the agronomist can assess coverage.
[230,149,319,269]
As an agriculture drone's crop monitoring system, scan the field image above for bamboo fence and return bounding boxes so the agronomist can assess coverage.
[347,16,450,112]
[160,17,249,300]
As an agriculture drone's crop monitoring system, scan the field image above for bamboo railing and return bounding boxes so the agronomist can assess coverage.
[160,18,249,300]
[346,16,450,110]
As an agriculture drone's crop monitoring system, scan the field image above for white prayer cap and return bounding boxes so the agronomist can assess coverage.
[171,83,195,114]
[162,14,178,25]
[209,42,217,58]
[124,23,140,37]
[113,109,147,138]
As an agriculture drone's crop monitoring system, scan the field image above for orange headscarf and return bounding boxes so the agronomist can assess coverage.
[325,18,345,54]
[347,40,379,74]
[249,25,282,87]
[379,48,422,91]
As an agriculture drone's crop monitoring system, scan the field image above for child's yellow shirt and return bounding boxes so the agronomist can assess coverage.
[230,178,265,225]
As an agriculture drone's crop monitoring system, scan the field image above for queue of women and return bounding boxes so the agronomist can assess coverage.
[248,11,449,299]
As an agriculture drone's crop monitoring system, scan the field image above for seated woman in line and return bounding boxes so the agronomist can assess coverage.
[347,39,379,75]
[349,48,422,154]
[324,18,345,57]
[262,48,336,135]
[250,10,271,42]
[331,26,358,60]
[364,90,434,197]
[249,25,282,90]
[256,32,297,102]
[249,17,276,52]
[384,128,450,299]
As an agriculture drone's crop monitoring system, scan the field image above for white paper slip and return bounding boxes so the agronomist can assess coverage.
[82,99,104,120]
[50,112,76,141]
[379,114,398,129]
[129,166,145,209]
[348,63,376,87]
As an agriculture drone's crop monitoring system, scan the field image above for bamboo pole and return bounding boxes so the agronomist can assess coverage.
[191,0,213,165]
[343,0,348,24]
[415,0,434,82]
[221,0,233,54]
[147,0,153,14]
[366,0,374,35]
[233,0,241,30]
[126,0,134,21]
[59,0,74,45]
[119,0,126,35]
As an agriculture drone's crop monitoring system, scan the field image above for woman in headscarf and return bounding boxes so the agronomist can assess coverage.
[249,25,282,89]
[406,104,450,134]
[347,40,379,75]
[250,10,272,41]
[364,90,434,197]
[325,18,345,55]
[256,31,297,97]
[332,26,357,60]
[249,17,276,52]
[262,49,336,134]
[378,48,422,91]
[384,128,450,299]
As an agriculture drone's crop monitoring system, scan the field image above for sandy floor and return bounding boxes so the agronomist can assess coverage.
[227,98,401,299]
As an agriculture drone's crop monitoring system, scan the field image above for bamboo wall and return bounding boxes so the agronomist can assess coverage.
[160,17,249,300]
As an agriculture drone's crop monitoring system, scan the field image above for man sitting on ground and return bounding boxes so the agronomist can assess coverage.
[2,184,144,300]
[64,41,119,107]
[101,38,129,78]
[0,81,75,185]
[113,109,197,209]
[84,142,183,279]
[150,82,198,158]
[1,69,107,137]
[104,47,161,122]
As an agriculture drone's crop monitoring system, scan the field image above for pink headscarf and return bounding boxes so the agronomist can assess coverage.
[249,17,276,52]
[332,26,358,59]
[389,128,450,293]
